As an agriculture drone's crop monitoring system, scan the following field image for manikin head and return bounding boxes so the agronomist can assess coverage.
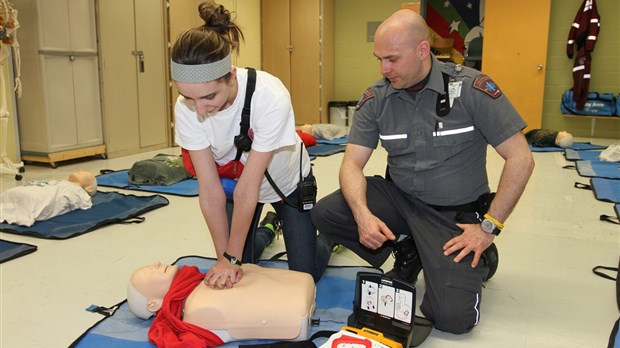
[555,131,574,148]
[68,170,97,196]
[299,124,313,134]
[127,263,179,319]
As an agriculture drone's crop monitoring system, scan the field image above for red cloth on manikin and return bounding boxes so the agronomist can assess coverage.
[296,129,317,147]
[148,266,224,348]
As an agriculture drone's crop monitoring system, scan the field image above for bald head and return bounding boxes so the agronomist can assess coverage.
[375,9,429,49]
[373,9,432,89]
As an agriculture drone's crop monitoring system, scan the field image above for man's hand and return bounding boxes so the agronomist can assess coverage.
[204,260,243,289]
[443,223,494,268]
[356,212,396,250]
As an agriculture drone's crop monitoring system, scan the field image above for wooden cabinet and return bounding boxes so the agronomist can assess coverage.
[15,0,105,166]
[261,0,334,125]
[97,0,170,158]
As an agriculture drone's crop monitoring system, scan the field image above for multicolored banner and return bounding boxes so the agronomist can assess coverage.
[425,0,485,63]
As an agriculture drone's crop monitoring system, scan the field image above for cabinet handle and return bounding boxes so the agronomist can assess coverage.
[132,50,145,73]
[139,54,145,73]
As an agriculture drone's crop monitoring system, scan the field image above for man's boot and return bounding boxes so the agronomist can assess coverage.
[385,236,423,285]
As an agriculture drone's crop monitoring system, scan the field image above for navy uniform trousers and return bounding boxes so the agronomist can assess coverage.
[311,176,491,334]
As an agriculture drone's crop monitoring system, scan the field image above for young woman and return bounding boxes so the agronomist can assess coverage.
[171,1,331,288]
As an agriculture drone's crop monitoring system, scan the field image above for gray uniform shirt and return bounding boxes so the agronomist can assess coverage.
[349,56,526,206]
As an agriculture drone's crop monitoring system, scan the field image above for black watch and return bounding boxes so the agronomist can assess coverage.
[223,252,242,266]
[481,218,501,236]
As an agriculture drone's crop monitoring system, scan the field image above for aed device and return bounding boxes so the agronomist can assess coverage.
[347,272,416,348]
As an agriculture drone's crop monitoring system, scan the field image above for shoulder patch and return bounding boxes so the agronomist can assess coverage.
[356,88,374,110]
[473,75,502,99]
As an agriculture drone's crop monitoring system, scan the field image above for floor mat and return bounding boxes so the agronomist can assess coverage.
[576,160,620,179]
[96,170,199,197]
[70,255,381,348]
[564,149,602,161]
[591,178,620,203]
[530,142,607,152]
[307,144,346,157]
[316,136,348,145]
[0,239,37,263]
[0,191,169,239]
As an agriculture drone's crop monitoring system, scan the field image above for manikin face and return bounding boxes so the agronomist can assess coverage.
[175,68,237,117]
[130,263,179,302]
[68,170,97,195]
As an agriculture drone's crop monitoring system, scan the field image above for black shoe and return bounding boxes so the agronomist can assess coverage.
[385,237,423,285]
[483,243,499,281]
[260,211,281,233]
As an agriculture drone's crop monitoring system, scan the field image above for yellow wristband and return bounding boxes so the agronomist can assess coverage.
[484,213,504,230]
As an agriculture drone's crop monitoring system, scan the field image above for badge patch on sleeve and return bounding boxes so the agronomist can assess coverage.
[473,75,502,99]
[356,88,374,110]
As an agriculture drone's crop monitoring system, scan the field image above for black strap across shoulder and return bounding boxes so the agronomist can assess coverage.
[234,67,301,208]
[233,67,257,160]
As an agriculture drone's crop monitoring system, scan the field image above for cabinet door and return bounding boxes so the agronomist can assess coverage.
[290,0,320,125]
[482,0,550,130]
[41,55,78,149]
[98,0,141,156]
[134,0,169,148]
[72,56,103,146]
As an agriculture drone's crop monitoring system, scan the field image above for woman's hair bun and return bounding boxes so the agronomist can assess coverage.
[198,1,232,35]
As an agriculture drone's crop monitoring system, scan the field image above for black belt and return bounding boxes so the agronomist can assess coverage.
[428,200,479,213]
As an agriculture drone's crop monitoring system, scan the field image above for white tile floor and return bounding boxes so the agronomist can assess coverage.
[1,137,619,348]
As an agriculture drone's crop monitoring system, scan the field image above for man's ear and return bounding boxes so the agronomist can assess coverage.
[418,40,431,59]
[147,299,162,313]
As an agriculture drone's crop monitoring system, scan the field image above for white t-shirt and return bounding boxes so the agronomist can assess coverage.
[0,180,93,227]
[174,68,311,203]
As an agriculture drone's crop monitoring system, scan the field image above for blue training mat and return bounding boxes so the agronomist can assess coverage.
[0,191,169,239]
[97,169,200,197]
[530,142,607,152]
[591,178,620,203]
[316,135,348,145]
[564,149,602,161]
[307,144,346,157]
[70,256,380,348]
[0,239,37,263]
[576,160,620,179]
[96,170,239,198]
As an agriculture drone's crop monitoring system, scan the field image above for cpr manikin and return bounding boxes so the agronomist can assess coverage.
[127,262,316,346]
[0,170,97,226]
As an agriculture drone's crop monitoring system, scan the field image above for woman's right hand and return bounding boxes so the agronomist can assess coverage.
[204,260,243,289]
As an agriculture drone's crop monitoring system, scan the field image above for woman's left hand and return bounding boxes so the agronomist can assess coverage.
[204,260,243,289]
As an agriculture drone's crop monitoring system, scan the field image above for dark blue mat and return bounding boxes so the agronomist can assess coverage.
[576,160,620,179]
[97,170,200,197]
[0,239,37,263]
[70,255,379,348]
[307,144,346,157]
[530,142,607,152]
[564,149,602,161]
[0,191,169,239]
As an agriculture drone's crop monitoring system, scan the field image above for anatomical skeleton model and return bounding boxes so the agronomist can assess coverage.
[0,0,23,180]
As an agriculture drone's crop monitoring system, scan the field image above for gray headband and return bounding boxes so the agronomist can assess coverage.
[170,54,232,83]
